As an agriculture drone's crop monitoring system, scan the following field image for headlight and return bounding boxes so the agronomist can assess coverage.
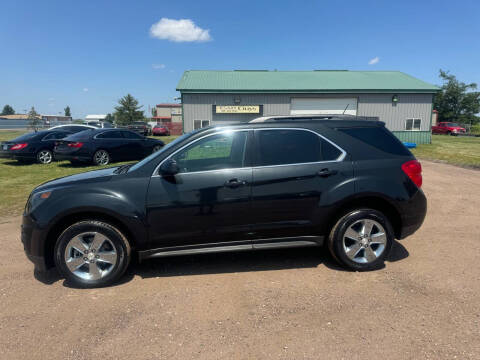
[26,190,52,213]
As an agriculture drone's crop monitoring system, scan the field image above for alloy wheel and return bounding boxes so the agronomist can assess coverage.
[64,232,118,281]
[94,150,109,165]
[152,145,162,153]
[38,150,53,164]
[342,219,387,264]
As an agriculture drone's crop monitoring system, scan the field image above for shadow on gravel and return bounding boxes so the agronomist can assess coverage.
[34,241,409,288]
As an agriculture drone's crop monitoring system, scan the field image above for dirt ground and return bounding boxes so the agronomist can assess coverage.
[0,160,479,360]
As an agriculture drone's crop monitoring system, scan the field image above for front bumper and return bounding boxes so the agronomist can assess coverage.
[21,213,50,272]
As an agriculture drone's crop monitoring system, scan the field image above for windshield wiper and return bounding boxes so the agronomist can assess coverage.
[113,163,134,174]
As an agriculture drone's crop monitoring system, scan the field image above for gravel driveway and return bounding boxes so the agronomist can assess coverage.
[0,160,479,360]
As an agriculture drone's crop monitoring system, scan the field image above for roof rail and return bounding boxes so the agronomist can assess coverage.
[249,114,378,123]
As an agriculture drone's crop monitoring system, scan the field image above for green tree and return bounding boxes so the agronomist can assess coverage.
[64,106,71,117]
[1,104,15,115]
[114,94,144,125]
[434,70,480,124]
[27,106,42,132]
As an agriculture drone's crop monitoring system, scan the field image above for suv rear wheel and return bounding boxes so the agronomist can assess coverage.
[328,209,393,271]
[54,221,131,287]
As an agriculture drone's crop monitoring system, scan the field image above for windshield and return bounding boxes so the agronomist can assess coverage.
[64,129,94,141]
[446,123,460,127]
[128,131,198,172]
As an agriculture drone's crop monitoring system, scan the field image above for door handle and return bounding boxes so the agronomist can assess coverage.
[317,168,338,177]
[224,178,246,188]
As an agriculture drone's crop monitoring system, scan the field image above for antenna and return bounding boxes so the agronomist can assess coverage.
[342,104,349,114]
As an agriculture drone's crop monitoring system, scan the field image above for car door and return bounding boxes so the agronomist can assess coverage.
[146,129,253,249]
[250,128,353,243]
[94,130,127,160]
[121,130,145,160]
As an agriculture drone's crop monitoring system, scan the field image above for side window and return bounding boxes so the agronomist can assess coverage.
[53,132,70,139]
[171,131,248,173]
[338,127,411,156]
[194,120,210,130]
[97,130,124,139]
[122,131,143,139]
[256,129,339,166]
[405,118,421,131]
[42,133,55,140]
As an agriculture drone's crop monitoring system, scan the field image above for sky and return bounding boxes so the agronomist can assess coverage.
[1,0,479,118]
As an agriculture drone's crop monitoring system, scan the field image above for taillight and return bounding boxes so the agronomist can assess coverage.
[67,142,83,148]
[402,160,422,188]
[11,143,28,150]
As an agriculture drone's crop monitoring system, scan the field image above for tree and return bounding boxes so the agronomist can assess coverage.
[1,105,15,115]
[434,70,480,124]
[114,94,144,125]
[64,106,71,117]
[27,106,42,132]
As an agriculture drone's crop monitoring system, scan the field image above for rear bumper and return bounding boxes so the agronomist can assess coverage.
[397,188,427,239]
[21,213,50,272]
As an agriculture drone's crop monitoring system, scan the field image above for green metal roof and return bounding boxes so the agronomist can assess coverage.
[177,70,439,93]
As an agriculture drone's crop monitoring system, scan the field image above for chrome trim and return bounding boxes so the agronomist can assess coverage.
[151,127,347,177]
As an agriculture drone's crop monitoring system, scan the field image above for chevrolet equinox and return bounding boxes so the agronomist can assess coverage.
[22,116,427,287]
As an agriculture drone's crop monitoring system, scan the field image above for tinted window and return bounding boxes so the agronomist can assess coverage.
[61,126,90,132]
[171,131,248,173]
[122,131,143,139]
[43,132,70,140]
[12,132,45,142]
[338,127,411,156]
[96,130,124,139]
[256,129,339,166]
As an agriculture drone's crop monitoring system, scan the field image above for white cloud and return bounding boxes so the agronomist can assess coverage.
[83,88,89,92]
[368,56,380,65]
[152,63,166,69]
[150,18,212,42]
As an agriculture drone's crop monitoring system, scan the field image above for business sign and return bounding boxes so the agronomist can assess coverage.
[214,105,261,114]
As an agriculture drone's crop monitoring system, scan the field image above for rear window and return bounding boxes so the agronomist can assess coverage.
[64,129,94,141]
[12,132,44,142]
[338,127,411,156]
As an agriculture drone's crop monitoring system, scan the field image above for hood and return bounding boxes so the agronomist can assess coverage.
[34,166,119,192]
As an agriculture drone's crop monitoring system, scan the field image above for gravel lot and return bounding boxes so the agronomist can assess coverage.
[0,160,479,360]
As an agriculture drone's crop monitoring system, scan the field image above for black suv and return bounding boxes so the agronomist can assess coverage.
[22,117,426,287]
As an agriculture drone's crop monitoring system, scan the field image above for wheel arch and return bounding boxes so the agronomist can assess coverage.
[43,210,138,269]
[325,195,402,239]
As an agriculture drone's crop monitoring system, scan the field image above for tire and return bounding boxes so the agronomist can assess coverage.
[327,209,393,271]
[93,149,110,166]
[152,145,162,153]
[37,149,53,164]
[54,220,131,288]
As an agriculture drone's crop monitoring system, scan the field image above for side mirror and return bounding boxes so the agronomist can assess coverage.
[159,159,179,176]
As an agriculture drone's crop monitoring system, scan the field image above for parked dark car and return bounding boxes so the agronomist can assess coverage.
[127,121,151,136]
[0,130,72,164]
[152,124,170,136]
[22,117,426,287]
[54,129,164,165]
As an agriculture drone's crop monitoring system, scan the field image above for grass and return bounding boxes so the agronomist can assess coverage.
[0,130,178,217]
[411,134,480,169]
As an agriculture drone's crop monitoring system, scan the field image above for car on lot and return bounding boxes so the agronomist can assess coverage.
[0,130,72,164]
[48,124,98,133]
[53,128,164,165]
[127,121,151,136]
[22,116,427,287]
[152,124,170,136]
[431,122,466,135]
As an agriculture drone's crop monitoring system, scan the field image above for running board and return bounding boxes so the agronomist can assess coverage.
[139,236,323,261]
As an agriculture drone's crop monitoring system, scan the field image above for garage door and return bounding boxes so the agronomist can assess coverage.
[291,98,357,115]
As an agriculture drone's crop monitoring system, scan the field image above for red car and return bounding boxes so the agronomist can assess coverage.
[152,124,170,136]
[432,122,466,135]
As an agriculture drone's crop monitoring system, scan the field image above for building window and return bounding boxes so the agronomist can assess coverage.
[194,120,210,130]
[405,118,421,131]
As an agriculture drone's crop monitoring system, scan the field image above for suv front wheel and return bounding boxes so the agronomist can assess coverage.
[54,221,131,287]
[328,209,393,271]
